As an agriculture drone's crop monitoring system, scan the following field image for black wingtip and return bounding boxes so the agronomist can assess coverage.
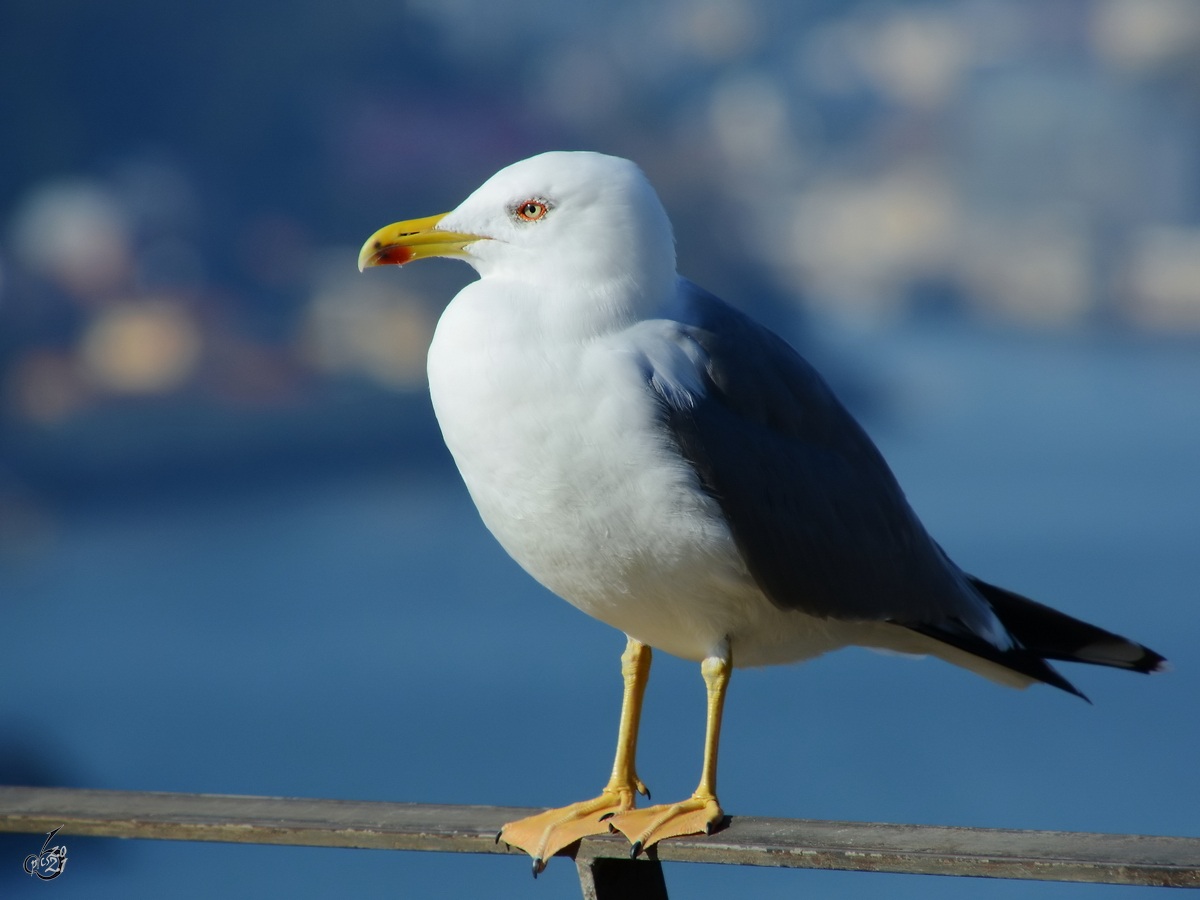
[968,576,1168,677]
[906,620,1090,700]
[910,575,1173,702]
[1036,658,1090,703]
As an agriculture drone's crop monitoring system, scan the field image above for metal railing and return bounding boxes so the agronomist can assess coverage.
[2,786,1198,897]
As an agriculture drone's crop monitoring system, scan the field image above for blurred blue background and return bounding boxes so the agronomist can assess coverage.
[1,0,1198,897]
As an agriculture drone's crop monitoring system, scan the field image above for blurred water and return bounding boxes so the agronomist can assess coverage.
[1,322,1198,899]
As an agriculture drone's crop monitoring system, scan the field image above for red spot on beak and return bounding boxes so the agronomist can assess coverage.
[373,245,414,266]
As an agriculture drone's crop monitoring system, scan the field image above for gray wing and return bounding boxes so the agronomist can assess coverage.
[638,280,1170,698]
[653,281,1005,644]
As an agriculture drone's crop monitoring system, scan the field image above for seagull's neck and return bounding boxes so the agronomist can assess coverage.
[475,265,680,344]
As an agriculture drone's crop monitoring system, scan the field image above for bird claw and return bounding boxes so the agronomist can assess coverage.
[498,790,638,875]
[608,796,724,854]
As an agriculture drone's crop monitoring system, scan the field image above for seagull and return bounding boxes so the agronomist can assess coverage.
[358,151,1167,875]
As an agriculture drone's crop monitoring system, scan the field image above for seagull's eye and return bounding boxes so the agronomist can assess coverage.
[516,200,548,222]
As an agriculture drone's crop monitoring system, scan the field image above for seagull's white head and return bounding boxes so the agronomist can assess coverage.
[359,152,676,299]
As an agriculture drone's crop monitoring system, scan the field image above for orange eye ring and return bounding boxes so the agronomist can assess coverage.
[516,200,548,221]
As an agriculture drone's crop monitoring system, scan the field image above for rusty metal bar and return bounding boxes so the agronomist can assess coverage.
[2,786,1198,891]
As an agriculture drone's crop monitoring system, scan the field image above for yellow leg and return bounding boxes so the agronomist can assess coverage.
[607,647,730,856]
[498,636,652,875]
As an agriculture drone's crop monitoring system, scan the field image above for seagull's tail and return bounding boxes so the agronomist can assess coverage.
[902,576,1167,702]
[968,576,1170,676]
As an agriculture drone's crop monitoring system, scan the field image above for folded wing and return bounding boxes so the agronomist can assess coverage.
[642,280,1165,696]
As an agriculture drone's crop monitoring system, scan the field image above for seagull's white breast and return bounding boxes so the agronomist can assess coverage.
[428,280,789,662]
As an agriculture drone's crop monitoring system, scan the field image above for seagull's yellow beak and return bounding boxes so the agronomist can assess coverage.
[357,213,486,272]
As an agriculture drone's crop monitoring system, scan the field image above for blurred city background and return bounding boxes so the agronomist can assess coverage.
[1,0,1198,898]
